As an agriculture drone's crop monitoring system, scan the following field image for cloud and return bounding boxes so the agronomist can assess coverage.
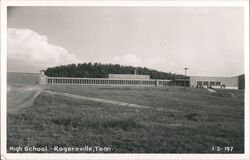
[111,54,167,71]
[111,54,142,67]
[145,57,167,69]
[8,28,79,68]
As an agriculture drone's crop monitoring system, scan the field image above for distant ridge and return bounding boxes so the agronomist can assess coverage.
[45,63,188,80]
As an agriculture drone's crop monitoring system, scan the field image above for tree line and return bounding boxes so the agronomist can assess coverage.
[44,63,187,80]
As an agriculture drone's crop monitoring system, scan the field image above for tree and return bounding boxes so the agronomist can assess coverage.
[44,62,188,80]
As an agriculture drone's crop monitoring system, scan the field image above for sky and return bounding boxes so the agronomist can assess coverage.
[7,7,244,76]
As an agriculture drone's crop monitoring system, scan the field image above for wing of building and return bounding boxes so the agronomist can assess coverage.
[189,75,245,89]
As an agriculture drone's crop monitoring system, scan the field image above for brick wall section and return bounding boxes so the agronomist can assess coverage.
[108,74,150,80]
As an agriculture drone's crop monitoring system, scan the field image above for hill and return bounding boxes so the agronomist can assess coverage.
[44,63,187,80]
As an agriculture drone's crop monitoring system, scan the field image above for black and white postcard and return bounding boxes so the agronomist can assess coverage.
[1,0,249,160]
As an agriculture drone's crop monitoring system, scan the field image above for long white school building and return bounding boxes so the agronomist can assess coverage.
[39,71,170,87]
[39,70,244,89]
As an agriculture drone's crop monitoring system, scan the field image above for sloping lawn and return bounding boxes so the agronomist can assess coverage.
[7,87,244,153]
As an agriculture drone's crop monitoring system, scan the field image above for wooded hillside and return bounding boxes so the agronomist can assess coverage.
[45,63,187,80]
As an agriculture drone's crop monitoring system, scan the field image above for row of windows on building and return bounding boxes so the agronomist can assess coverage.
[46,78,173,86]
[197,81,221,86]
[47,78,157,85]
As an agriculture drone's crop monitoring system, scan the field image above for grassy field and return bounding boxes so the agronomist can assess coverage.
[7,84,244,153]
[7,72,39,85]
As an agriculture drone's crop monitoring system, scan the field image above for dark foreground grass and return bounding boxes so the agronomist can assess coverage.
[7,87,244,153]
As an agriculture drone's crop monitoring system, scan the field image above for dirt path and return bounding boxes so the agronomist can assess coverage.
[7,85,42,113]
[207,88,216,93]
[7,85,179,113]
[42,90,179,113]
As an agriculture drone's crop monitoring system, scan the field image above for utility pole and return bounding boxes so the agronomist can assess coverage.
[184,67,188,88]
[184,68,188,76]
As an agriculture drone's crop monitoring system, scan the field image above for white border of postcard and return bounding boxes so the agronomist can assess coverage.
[1,0,249,160]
